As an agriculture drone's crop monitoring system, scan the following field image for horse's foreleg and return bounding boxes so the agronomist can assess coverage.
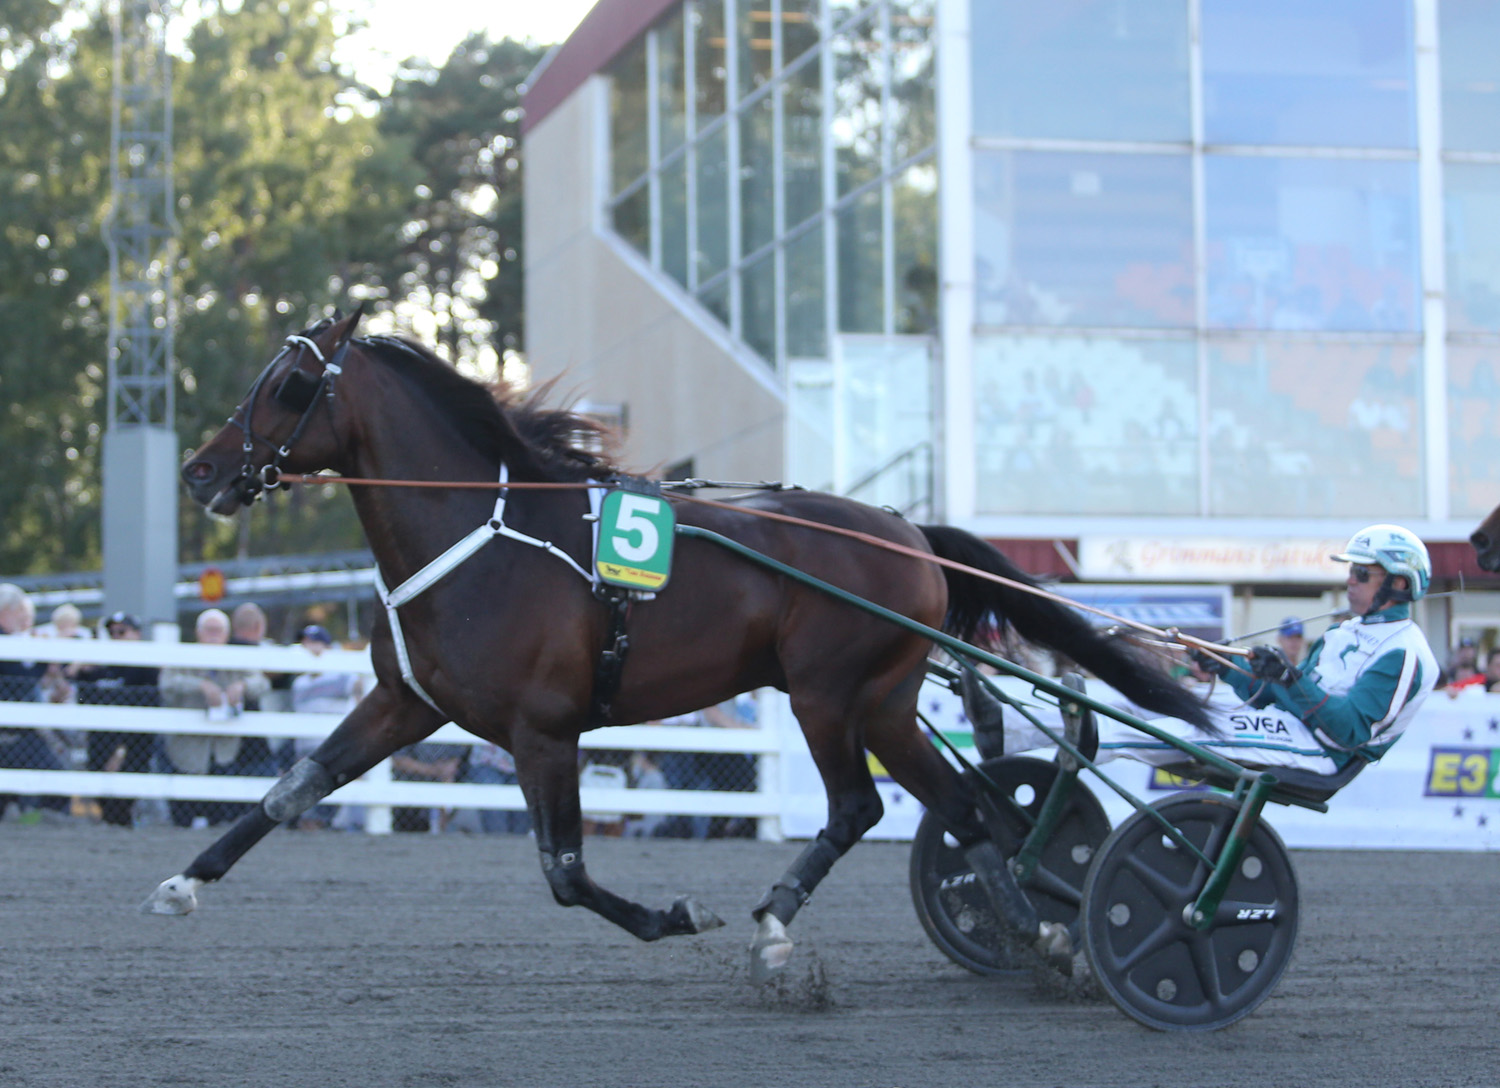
[517,731,724,941]
[142,686,437,915]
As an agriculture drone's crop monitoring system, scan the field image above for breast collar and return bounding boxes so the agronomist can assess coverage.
[373,462,600,716]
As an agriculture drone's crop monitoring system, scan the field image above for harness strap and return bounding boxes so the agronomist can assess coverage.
[376,462,595,715]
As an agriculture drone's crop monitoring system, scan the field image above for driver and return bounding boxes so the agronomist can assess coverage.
[967,524,1439,776]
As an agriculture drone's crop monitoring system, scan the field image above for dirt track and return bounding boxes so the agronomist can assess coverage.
[0,824,1495,1088]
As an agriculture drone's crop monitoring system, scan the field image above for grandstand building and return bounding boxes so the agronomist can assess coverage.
[522,0,1500,642]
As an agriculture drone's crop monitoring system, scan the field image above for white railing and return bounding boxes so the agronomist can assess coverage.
[0,635,784,839]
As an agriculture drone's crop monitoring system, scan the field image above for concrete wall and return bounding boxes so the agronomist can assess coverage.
[523,78,786,482]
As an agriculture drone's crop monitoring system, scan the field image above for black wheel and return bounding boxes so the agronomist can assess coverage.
[909,756,1111,975]
[1080,792,1299,1031]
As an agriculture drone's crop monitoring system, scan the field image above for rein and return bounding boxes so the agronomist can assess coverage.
[272,469,1246,663]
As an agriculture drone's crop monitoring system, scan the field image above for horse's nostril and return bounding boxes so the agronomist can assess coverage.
[185,461,214,482]
[1472,531,1489,551]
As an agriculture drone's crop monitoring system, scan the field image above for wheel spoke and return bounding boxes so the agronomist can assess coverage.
[1025,862,1083,907]
[1119,849,1191,908]
[1112,915,1178,973]
[1187,932,1227,1015]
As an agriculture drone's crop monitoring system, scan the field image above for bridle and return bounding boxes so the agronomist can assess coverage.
[227,332,352,502]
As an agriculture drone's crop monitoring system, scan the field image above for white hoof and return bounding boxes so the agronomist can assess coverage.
[749,915,794,985]
[1037,920,1073,960]
[141,874,202,916]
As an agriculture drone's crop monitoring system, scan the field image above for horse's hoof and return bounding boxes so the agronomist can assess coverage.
[1036,921,1078,974]
[674,895,725,933]
[140,874,200,916]
[749,915,794,985]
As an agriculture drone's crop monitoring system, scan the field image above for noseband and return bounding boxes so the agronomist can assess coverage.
[228,333,350,501]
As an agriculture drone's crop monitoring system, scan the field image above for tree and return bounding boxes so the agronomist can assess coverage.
[377,34,544,374]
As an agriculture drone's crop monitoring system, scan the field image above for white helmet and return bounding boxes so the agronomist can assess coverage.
[1330,524,1432,601]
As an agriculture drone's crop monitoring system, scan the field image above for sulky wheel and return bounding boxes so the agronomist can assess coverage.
[909,756,1111,975]
[1080,792,1299,1031]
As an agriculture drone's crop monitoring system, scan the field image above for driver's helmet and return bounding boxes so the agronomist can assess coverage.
[1330,524,1432,601]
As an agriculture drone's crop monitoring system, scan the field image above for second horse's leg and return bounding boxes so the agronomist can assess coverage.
[141,686,440,915]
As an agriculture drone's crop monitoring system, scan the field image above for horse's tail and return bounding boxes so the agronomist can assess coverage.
[919,524,1213,730]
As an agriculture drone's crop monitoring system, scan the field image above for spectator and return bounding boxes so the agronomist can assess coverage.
[228,601,282,779]
[1276,617,1306,666]
[391,741,466,833]
[158,607,269,828]
[74,611,159,827]
[286,624,361,830]
[39,603,92,640]
[1483,655,1500,693]
[623,752,667,838]
[463,742,530,834]
[0,583,70,823]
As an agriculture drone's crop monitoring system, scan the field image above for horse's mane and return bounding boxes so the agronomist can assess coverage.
[306,321,620,482]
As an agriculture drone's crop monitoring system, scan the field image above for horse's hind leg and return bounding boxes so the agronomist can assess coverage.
[748,693,887,984]
[142,685,439,915]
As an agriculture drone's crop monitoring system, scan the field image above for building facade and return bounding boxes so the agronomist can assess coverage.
[523,0,1500,642]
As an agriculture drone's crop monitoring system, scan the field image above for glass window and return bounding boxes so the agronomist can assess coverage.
[788,358,835,490]
[1446,163,1500,333]
[611,185,650,257]
[972,0,1190,143]
[974,150,1195,329]
[838,186,884,333]
[783,56,823,229]
[832,12,882,199]
[974,336,1199,516]
[740,250,777,364]
[1201,0,1415,148]
[1441,0,1500,152]
[889,0,935,165]
[1204,156,1420,332]
[836,338,934,512]
[782,0,821,66]
[695,127,730,283]
[736,0,775,100]
[694,0,728,132]
[657,8,688,156]
[893,159,938,334]
[1448,344,1500,517]
[740,94,776,256]
[698,275,731,324]
[660,154,690,287]
[786,224,827,358]
[609,37,649,194]
[1206,341,1422,517]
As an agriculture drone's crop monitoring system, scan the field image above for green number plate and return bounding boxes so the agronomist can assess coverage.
[596,490,675,590]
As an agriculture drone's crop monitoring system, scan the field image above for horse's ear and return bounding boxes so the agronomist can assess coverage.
[328,303,366,347]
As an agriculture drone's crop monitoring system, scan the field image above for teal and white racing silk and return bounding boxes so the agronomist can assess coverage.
[1223,603,1438,766]
[999,604,1437,775]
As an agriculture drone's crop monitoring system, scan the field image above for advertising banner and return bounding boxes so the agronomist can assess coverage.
[1079,536,1347,583]
[777,680,1500,850]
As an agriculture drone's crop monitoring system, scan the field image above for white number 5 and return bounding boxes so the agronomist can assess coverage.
[611,494,660,562]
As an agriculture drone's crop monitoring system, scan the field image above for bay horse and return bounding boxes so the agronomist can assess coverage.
[148,309,1209,981]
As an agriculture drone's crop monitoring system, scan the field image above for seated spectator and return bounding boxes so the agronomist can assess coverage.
[74,612,159,826]
[0,583,70,823]
[158,608,269,828]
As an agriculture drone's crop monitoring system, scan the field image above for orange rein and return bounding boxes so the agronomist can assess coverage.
[275,470,1246,664]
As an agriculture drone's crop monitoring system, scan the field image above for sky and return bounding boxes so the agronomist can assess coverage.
[333,0,599,90]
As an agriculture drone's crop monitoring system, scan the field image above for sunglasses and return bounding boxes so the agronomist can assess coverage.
[1349,564,1377,583]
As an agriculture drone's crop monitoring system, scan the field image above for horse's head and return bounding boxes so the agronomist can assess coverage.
[1472,503,1500,572]
[181,307,364,514]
